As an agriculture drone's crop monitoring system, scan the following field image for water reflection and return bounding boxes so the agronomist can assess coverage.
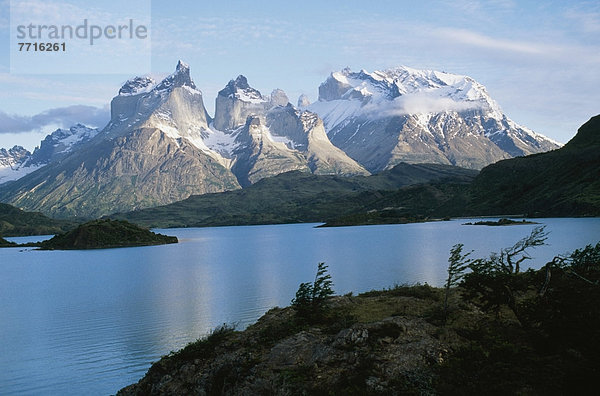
[0,218,599,394]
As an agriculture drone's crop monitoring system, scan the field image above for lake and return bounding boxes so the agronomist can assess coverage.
[1,218,599,395]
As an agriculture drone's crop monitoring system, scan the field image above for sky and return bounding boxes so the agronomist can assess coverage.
[0,0,599,150]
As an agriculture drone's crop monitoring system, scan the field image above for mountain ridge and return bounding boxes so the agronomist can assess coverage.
[0,61,561,218]
[111,162,477,228]
[0,124,99,184]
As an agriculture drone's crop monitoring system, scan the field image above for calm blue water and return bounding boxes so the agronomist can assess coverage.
[1,218,599,395]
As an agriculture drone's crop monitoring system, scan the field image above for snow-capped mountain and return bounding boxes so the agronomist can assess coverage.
[0,124,99,184]
[264,105,368,177]
[0,146,36,184]
[0,62,560,218]
[230,115,310,186]
[105,61,218,157]
[213,76,368,186]
[309,67,560,172]
[213,75,271,131]
[29,124,99,165]
[0,62,240,218]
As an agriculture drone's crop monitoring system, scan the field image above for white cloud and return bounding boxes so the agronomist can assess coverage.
[0,105,109,133]
[362,93,483,119]
[434,28,545,55]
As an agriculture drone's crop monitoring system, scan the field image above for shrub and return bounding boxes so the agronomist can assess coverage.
[461,226,548,322]
[444,243,472,320]
[291,262,334,321]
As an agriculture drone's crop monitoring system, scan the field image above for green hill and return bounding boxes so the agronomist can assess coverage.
[40,219,177,250]
[468,115,600,216]
[0,203,77,237]
[323,115,600,225]
[0,236,17,247]
[112,163,477,228]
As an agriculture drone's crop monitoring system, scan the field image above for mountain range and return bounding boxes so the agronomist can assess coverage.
[0,124,99,184]
[113,114,600,228]
[0,61,559,218]
[1,115,597,233]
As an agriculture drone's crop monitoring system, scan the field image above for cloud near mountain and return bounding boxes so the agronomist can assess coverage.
[0,105,109,134]
[361,92,484,119]
[0,61,561,218]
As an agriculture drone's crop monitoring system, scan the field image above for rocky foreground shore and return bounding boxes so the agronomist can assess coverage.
[117,262,600,396]
[117,286,481,395]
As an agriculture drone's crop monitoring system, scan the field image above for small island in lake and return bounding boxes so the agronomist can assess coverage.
[463,218,538,226]
[39,219,178,250]
[0,236,17,247]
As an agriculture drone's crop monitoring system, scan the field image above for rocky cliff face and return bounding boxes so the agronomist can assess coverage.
[0,62,240,218]
[104,60,216,161]
[309,67,560,172]
[0,127,239,218]
[213,75,271,131]
[231,116,310,186]
[266,106,368,176]
[215,77,369,186]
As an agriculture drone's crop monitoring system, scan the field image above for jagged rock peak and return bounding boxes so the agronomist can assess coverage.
[270,89,289,107]
[0,145,29,157]
[299,111,319,130]
[175,60,189,73]
[119,76,156,96]
[231,75,251,90]
[245,115,262,128]
[118,61,197,97]
[30,124,100,165]
[219,75,265,102]
[154,60,197,92]
[43,123,98,140]
[298,94,311,108]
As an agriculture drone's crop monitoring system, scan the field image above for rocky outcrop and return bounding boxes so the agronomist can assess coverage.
[269,89,289,107]
[228,105,369,186]
[105,61,213,149]
[117,293,467,395]
[213,75,270,131]
[231,115,309,186]
[297,94,311,108]
[265,107,368,176]
[213,76,369,186]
